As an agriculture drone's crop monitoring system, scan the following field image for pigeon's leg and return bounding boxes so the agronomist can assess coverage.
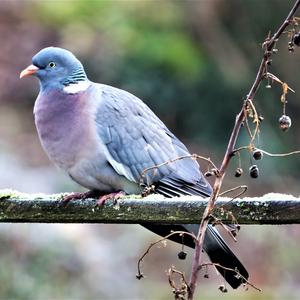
[63,190,101,202]
[97,191,126,206]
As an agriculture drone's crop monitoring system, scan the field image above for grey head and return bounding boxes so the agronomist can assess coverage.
[20,47,88,91]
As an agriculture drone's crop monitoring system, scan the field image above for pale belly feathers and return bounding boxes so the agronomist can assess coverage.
[33,88,139,194]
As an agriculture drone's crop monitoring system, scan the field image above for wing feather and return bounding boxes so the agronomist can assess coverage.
[95,84,211,196]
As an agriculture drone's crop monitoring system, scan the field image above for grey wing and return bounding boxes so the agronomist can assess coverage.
[95,84,212,197]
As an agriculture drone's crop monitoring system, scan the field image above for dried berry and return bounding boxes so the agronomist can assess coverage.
[288,41,295,52]
[234,167,243,177]
[218,285,228,293]
[178,251,187,260]
[293,32,300,46]
[204,171,213,177]
[279,115,292,131]
[230,229,237,237]
[249,165,259,178]
[253,149,263,160]
[136,273,144,280]
[211,168,219,176]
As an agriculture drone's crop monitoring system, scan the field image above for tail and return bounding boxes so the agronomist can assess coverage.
[141,223,248,289]
[186,224,248,288]
[142,176,248,288]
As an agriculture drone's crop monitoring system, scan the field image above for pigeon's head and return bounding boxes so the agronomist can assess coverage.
[20,47,88,90]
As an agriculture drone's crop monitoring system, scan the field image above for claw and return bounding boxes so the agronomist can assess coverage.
[63,190,101,202]
[97,191,125,206]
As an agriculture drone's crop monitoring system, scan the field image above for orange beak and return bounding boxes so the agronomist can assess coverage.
[20,64,40,79]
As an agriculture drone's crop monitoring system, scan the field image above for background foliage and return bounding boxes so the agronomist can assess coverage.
[0,1,300,299]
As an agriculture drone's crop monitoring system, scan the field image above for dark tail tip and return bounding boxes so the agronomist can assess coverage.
[203,225,249,289]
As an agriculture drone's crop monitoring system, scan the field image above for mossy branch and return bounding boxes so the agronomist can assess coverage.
[0,190,299,224]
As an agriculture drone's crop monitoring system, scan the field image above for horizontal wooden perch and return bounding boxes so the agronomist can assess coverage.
[0,190,299,224]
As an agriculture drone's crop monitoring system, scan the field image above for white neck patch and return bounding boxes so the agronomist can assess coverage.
[63,80,91,94]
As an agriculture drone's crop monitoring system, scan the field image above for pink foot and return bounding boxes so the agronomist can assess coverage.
[63,190,100,203]
[97,191,126,206]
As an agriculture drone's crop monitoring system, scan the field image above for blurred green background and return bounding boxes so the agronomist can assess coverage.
[0,0,300,299]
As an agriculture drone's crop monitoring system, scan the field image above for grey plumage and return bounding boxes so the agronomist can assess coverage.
[20,47,248,289]
[95,84,209,192]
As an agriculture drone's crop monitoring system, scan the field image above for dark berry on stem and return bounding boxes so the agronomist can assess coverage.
[249,165,259,178]
[288,41,295,52]
[204,171,213,177]
[178,251,187,260]
[293,32,300,46]
[235,167,243,177]
[279,115,292,131]
[253,149,263,160]
[219,285,228,293]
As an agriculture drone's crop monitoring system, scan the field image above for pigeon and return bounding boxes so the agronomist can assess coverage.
[20,47,248,288]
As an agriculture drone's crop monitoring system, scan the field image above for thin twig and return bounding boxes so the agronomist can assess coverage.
[260,149,300,157]
[233,146,300,157]
[140,154,219,186]
[219,185,248,199]
[232,145,252,154]
[137,231,196,280]
[248,100,260,146]
[244,113,254,139]
[198,262,261,292]
[188,2,300,299]
[266,72,295,92]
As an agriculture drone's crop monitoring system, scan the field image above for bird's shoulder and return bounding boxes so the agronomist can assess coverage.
[92,83,164,125]
[91,83,206,188]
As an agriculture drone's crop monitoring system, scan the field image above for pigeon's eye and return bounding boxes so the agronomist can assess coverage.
[48,62,56,68]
